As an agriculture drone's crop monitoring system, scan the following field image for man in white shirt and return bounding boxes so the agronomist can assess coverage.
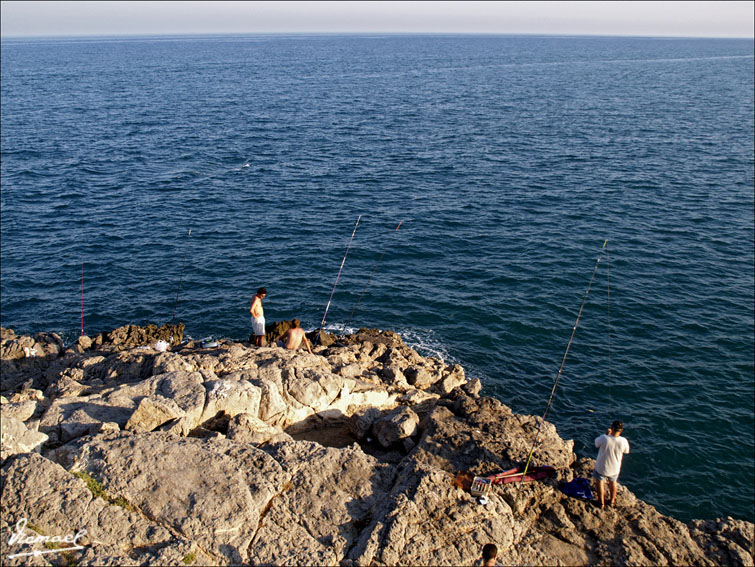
[594,420,630,509]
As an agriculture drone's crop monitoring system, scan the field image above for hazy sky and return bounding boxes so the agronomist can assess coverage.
[1,1,753,39]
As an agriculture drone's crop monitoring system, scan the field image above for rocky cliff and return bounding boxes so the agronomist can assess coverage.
[1,324,753,566]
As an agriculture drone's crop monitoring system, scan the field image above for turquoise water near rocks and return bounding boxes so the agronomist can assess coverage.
[1,34,753,523]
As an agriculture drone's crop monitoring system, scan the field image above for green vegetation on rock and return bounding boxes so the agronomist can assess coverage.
[71,470,136,511]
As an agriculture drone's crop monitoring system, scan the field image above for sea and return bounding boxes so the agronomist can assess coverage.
[1,34,753,524]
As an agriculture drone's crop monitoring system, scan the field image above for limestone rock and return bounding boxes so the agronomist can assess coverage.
[1,335,34,360]
[45,372,87,399]
[306,328,337,348]
[200,379,261,424]
[1,452,213,566]
[152,351,194,374]
[254,379,288,424]
[125,396,185,433]
[398,388,440,407]
[1,331,63,361]
[61,432,289,564]
[347,461,516,566]
[462,378,483,397]
[1,416,48,461]
[40,394,137,443]
[159,415,195,437]
[689,517,755,567]
[337,362,363,378]
[101,350,155,383]
[0,324,751,567]
[1,331,65,392]
[372,406,419,448]
[8,388,45,403]
[340,328,405,349]
[381,364,408,386]
[0,327,17,341]
[227,413,285,445]
[93,322,185,350]
[1,400,37,422]
[380,347,409,370]
[154,371,206,427]
[39,371,207,444]
[77,335,93,351]
[348,407,383,440]
[285,368,342,410]
[405,365,437,388]
[433,363,467,395]
[251,440,396,566]
[412,392,574,476]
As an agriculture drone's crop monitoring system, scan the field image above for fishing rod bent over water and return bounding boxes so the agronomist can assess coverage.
[515,240,609,510]
[171,229,192,322]
[343,220,403,333]
[314,215,361,346]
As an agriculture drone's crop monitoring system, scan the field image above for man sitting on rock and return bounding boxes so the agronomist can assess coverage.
[594,420,630,509]
[276,319,312,354]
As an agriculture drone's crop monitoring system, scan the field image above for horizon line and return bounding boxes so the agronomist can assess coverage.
[2,31,754,41]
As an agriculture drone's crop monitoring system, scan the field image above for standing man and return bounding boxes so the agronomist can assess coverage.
[594,420,630,509]
[250,287,267,346]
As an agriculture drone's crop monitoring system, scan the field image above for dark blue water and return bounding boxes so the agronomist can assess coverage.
[2,34,753,524]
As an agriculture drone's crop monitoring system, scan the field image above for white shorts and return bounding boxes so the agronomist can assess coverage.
[252,316,265,336]
[593,469,619,483]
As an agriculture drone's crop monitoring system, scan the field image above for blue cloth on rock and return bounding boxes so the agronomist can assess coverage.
[560,477,593,500]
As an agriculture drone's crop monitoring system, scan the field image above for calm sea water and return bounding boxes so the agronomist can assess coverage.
[1,34,753,523]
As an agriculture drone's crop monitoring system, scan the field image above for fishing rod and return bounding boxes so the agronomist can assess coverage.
[314,215,361,347]
[171,229,192,322]
[342,221,403,333]
[606,247,613,407]
[514,240,609,510]
[81,260,84,337]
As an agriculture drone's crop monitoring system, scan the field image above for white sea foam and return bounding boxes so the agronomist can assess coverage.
[396,327,455,365]
[322,323,357,335]
[322,323,453,365]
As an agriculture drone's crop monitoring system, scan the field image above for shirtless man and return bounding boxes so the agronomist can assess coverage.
[249,287,267,346]
[278,319,312,354]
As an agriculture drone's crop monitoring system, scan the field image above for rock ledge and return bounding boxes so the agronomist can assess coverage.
[1,324,753,566]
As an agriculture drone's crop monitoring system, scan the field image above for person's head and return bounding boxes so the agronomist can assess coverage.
[292,319,300,328]
[482,543,497,563]
[257,287,267,297]
[611,420,624,433]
